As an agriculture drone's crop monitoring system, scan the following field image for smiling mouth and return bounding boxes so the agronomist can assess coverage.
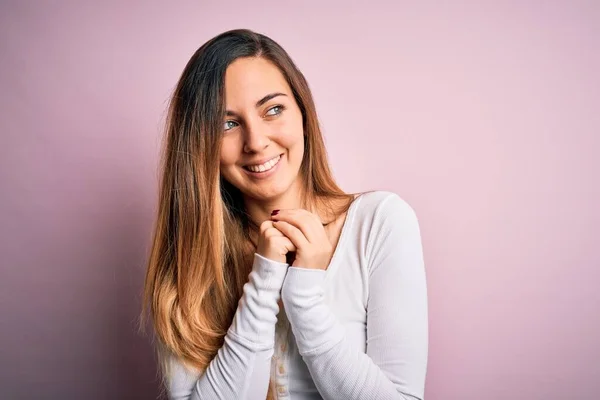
[243,155,282,173]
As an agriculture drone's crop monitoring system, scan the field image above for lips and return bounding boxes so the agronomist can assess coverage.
[243,154,282,173]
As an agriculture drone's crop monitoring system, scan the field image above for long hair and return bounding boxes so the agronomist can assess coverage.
[140,29,354,399]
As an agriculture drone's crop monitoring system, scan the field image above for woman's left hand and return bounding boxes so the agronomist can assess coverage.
[271,209,333,270]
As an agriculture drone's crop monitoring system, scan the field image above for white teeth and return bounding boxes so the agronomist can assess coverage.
[246,155,281,173]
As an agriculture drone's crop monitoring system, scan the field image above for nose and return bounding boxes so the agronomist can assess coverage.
[242,118,270,154]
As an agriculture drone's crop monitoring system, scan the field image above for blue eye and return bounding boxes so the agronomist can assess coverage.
[224,120,238,131]
[265,105,284,116]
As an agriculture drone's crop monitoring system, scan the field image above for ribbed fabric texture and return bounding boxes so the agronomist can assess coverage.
[167,254,288,400]
[166,191,428,400]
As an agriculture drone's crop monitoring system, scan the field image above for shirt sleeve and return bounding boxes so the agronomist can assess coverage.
[281,193,428,400]
[165,253,288,400]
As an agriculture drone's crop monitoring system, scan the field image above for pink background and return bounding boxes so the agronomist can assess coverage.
[1,1,598,399]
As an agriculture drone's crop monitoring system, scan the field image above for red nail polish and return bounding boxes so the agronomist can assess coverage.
[271,209,280,216]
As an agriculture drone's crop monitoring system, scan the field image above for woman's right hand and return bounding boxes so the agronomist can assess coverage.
[256,220,296,264]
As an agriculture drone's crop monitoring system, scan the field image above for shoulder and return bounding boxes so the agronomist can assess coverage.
[351,191,422,267]
[353,190,419,225]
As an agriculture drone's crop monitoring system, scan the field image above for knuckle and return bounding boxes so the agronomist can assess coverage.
[260,220,273,233]
[263,231,279,242]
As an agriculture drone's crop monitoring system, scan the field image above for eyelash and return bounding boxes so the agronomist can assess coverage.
[224,105,285,131]
[265,104,285,116]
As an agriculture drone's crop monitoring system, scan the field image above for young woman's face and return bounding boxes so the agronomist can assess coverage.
[219,57,305,202]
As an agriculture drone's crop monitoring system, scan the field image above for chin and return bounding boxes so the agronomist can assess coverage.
[247,182,291,201]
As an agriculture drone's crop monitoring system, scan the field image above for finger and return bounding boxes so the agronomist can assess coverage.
[274,208,321,221]
[263,223,296,249]
[263,226,285,239]
[272,235,296,253]
[272,210,324,243]
[260,220,274,235]
[272,220,310,249]
[260,220,291,238]
[272,209,318,233]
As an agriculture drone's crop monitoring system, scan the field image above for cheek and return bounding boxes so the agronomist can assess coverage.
[277,115,304,147]
[219,137,239,166]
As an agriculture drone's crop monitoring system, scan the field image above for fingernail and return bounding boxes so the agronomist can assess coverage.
[271,209,280,216]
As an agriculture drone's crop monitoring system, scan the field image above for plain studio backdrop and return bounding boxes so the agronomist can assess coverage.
[1,1,598,399]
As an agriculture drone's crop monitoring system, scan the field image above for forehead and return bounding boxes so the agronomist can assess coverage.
[224,57,291,104]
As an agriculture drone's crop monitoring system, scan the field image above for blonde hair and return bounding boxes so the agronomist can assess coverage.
[140,29,353,399]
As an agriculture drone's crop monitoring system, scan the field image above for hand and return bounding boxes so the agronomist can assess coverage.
[256,220,296,264]
[271,209,333,270]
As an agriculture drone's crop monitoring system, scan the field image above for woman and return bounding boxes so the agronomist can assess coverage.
[142,29,428,400]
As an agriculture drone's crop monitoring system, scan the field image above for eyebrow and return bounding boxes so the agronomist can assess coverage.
[225,92,287,117]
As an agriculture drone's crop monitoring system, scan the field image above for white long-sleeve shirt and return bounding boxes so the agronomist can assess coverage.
[166,191,428,400]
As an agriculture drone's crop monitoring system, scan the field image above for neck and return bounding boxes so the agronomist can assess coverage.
[244,177,308,228]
